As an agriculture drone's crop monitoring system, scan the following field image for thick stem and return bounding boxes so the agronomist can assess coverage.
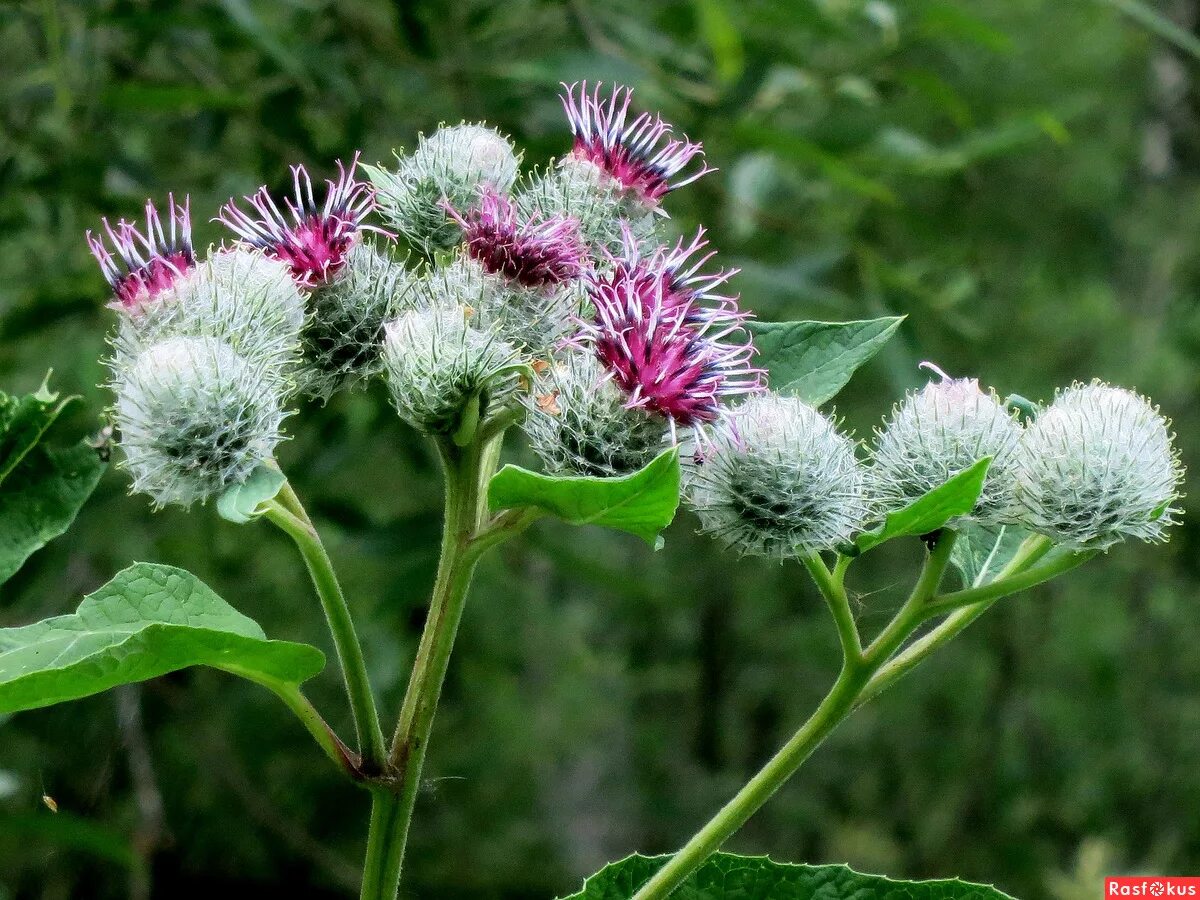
[359,792,405,900]
[264,494,387,772]
[630,663,869,900]
[802,553,862,663]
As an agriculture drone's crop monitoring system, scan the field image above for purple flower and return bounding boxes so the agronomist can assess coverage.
[87,195,195,312]
[573,231,763,440]
[560,81,714,205]
[218,152,386,288]
[444,188,585,289]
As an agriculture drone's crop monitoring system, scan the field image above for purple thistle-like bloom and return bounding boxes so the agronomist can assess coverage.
[87,195,195,312]
[218,152,386,288]
[444,188,585,289]
[560,81,714,205]
[573,232,763,440]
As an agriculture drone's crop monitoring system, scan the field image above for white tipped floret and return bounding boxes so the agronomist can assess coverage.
[382,305,521,437]
[521,353,666,477]
[114,336,285,508]
[302,242,417,400]
[365,123,520,256]
[870,368,1023,524]
[112,246,305,391]
[1015,382,1183,549]
[686,394,870,558]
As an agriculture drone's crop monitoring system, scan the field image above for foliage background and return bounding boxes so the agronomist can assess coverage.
[1,0,1198,897]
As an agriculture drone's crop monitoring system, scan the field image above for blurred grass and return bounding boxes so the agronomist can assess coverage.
[0,0,1198,897]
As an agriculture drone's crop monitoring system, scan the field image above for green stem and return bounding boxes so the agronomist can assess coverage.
[359,792,405,900]
[630,663,869,900]
[238,674,358,776]
[864,530,958,666]
[802,553,862,663]
[264,491,387,773]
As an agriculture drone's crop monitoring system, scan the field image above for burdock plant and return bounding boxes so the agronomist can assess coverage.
[0,82,1185,900]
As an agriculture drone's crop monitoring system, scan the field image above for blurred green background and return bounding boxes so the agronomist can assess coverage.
[1,0,1198,897]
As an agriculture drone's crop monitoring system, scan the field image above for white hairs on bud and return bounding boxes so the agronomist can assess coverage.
[1015,382,1183,549]
[869,373,1023,524]
[114,336,285,508]
[418,256,581,357]
[516,159,653,253]
[521,352,666,477]
[302,242,417,401]
[112,246,305,392]
[686,394,869,558]
[364,123,521,256]
[382,304,521,437]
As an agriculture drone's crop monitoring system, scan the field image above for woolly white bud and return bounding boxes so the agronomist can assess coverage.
[516,160,648,253]
[114,336,285,508]
[382,305,521,437]
[303,242,417,400]
[1015,382,1183,548]
[686,394,869,558]
[417,256,580,357]
[365,123,520,256]
[113,247,305,390]
[870,371,1023,524]
[521,353,666,477]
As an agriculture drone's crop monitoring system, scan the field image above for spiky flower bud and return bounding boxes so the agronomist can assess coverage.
[869,368,1023,523]
[517,160,653,253]
[522,352,666,477]
[365,124,521,256]
[1015,382,1183,548]
[686,394,870,558]
[113,336,285,508]
[302,242,416,400]
[112,247,306,391]
[382,305,521,438]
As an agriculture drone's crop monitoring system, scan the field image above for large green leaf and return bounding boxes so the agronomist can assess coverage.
[0,378,107,585]
[488,448,681,547]
[746,317,904,406]
[855,458,991,553]
[0,563,324,714]
[560,852,1015,900]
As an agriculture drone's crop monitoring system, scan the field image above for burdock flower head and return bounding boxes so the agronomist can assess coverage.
[218,153,383,288]
[571,229,762,445]
[87,195,195,312]
[444,188,584,290]
[560,81,713,209]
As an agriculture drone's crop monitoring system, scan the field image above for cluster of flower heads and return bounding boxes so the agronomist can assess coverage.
[87,82,1183,561]
[685,366,1183,561]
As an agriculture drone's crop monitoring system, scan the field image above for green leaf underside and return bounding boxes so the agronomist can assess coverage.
[217,463,286,524]
[0,441,106,586]
[950,521,1031,588]
[746,317,904,406]
[560,852,1016,900]
[488,448,681,546]
[0,563,324,714]
[856,458,991,553]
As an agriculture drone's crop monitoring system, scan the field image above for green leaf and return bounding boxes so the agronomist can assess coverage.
[0,440,106,585]
[746,317,904,406]
[488,449,681,547]
[560,852,1016,900]
[0,374,75,486]
[217,463,286,524]
[855,458,991,553]
[0,563,324,714]
[950,522,1031,588]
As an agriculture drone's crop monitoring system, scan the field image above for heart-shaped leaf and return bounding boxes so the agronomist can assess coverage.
[560,852,1015,900]
[488,448,681,547]
[746,317,904,406]
[855,457,991,553]
[0,563,324,714]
